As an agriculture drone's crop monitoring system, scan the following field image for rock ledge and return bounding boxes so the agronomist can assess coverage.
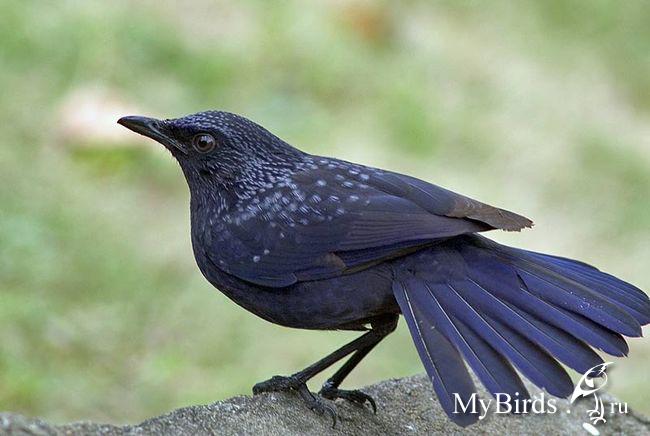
[1,374,648,435]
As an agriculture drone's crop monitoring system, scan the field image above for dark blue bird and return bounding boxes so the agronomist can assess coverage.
[118,110,650,427]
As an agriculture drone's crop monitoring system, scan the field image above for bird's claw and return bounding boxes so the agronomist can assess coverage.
[302,390,338,428]
[253,375,338,427]
[320,385,377,414]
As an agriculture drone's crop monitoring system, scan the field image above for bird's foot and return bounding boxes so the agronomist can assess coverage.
[320,383,377,413]
[253,375,304,394]
[253,375,338,427]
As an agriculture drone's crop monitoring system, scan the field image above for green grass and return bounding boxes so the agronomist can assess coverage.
[0,0,649,423]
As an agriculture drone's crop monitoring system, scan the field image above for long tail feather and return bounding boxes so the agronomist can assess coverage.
[439,281,574,397]
[393,280,478,427]
[522,252,650,324]
[454,278,603,374]
[527,251,649,307]
[467,247,641,336]
[392,234,650,425]
[460,254,630,356]
[406,278,529,399]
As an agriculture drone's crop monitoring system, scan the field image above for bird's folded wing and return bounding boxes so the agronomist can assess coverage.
[206,164,531,287]
[369,170,533,232]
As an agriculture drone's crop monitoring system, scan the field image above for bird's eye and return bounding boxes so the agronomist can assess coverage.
[192,134,217,153]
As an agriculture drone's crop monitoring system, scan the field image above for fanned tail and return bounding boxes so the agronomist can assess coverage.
[393,234,650,426]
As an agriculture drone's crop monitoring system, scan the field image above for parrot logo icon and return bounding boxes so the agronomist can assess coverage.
[570,362,615,434]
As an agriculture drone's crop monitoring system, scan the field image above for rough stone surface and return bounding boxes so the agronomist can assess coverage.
[1,374,648,435]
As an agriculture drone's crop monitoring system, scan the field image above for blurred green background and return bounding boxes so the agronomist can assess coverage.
[1,0,649,424]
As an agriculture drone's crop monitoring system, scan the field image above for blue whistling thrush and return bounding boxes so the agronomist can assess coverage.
[118,111,650,427]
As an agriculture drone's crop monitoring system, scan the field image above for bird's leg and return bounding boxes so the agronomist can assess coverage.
[319,315,398,413]
[318,344,380,412]
[251,330,379,425]
[252,314,398,424]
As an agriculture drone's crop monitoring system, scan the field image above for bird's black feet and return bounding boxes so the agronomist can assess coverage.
[253,375,304,394]
[320,382,377,413]
[253,375,338,427]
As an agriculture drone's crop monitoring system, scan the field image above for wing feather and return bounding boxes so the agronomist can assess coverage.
[206,159,532,287]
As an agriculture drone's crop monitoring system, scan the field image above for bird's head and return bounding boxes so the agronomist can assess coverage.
[118,110,304,192]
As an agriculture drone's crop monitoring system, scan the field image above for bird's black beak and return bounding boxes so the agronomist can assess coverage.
[117,115,187,154]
